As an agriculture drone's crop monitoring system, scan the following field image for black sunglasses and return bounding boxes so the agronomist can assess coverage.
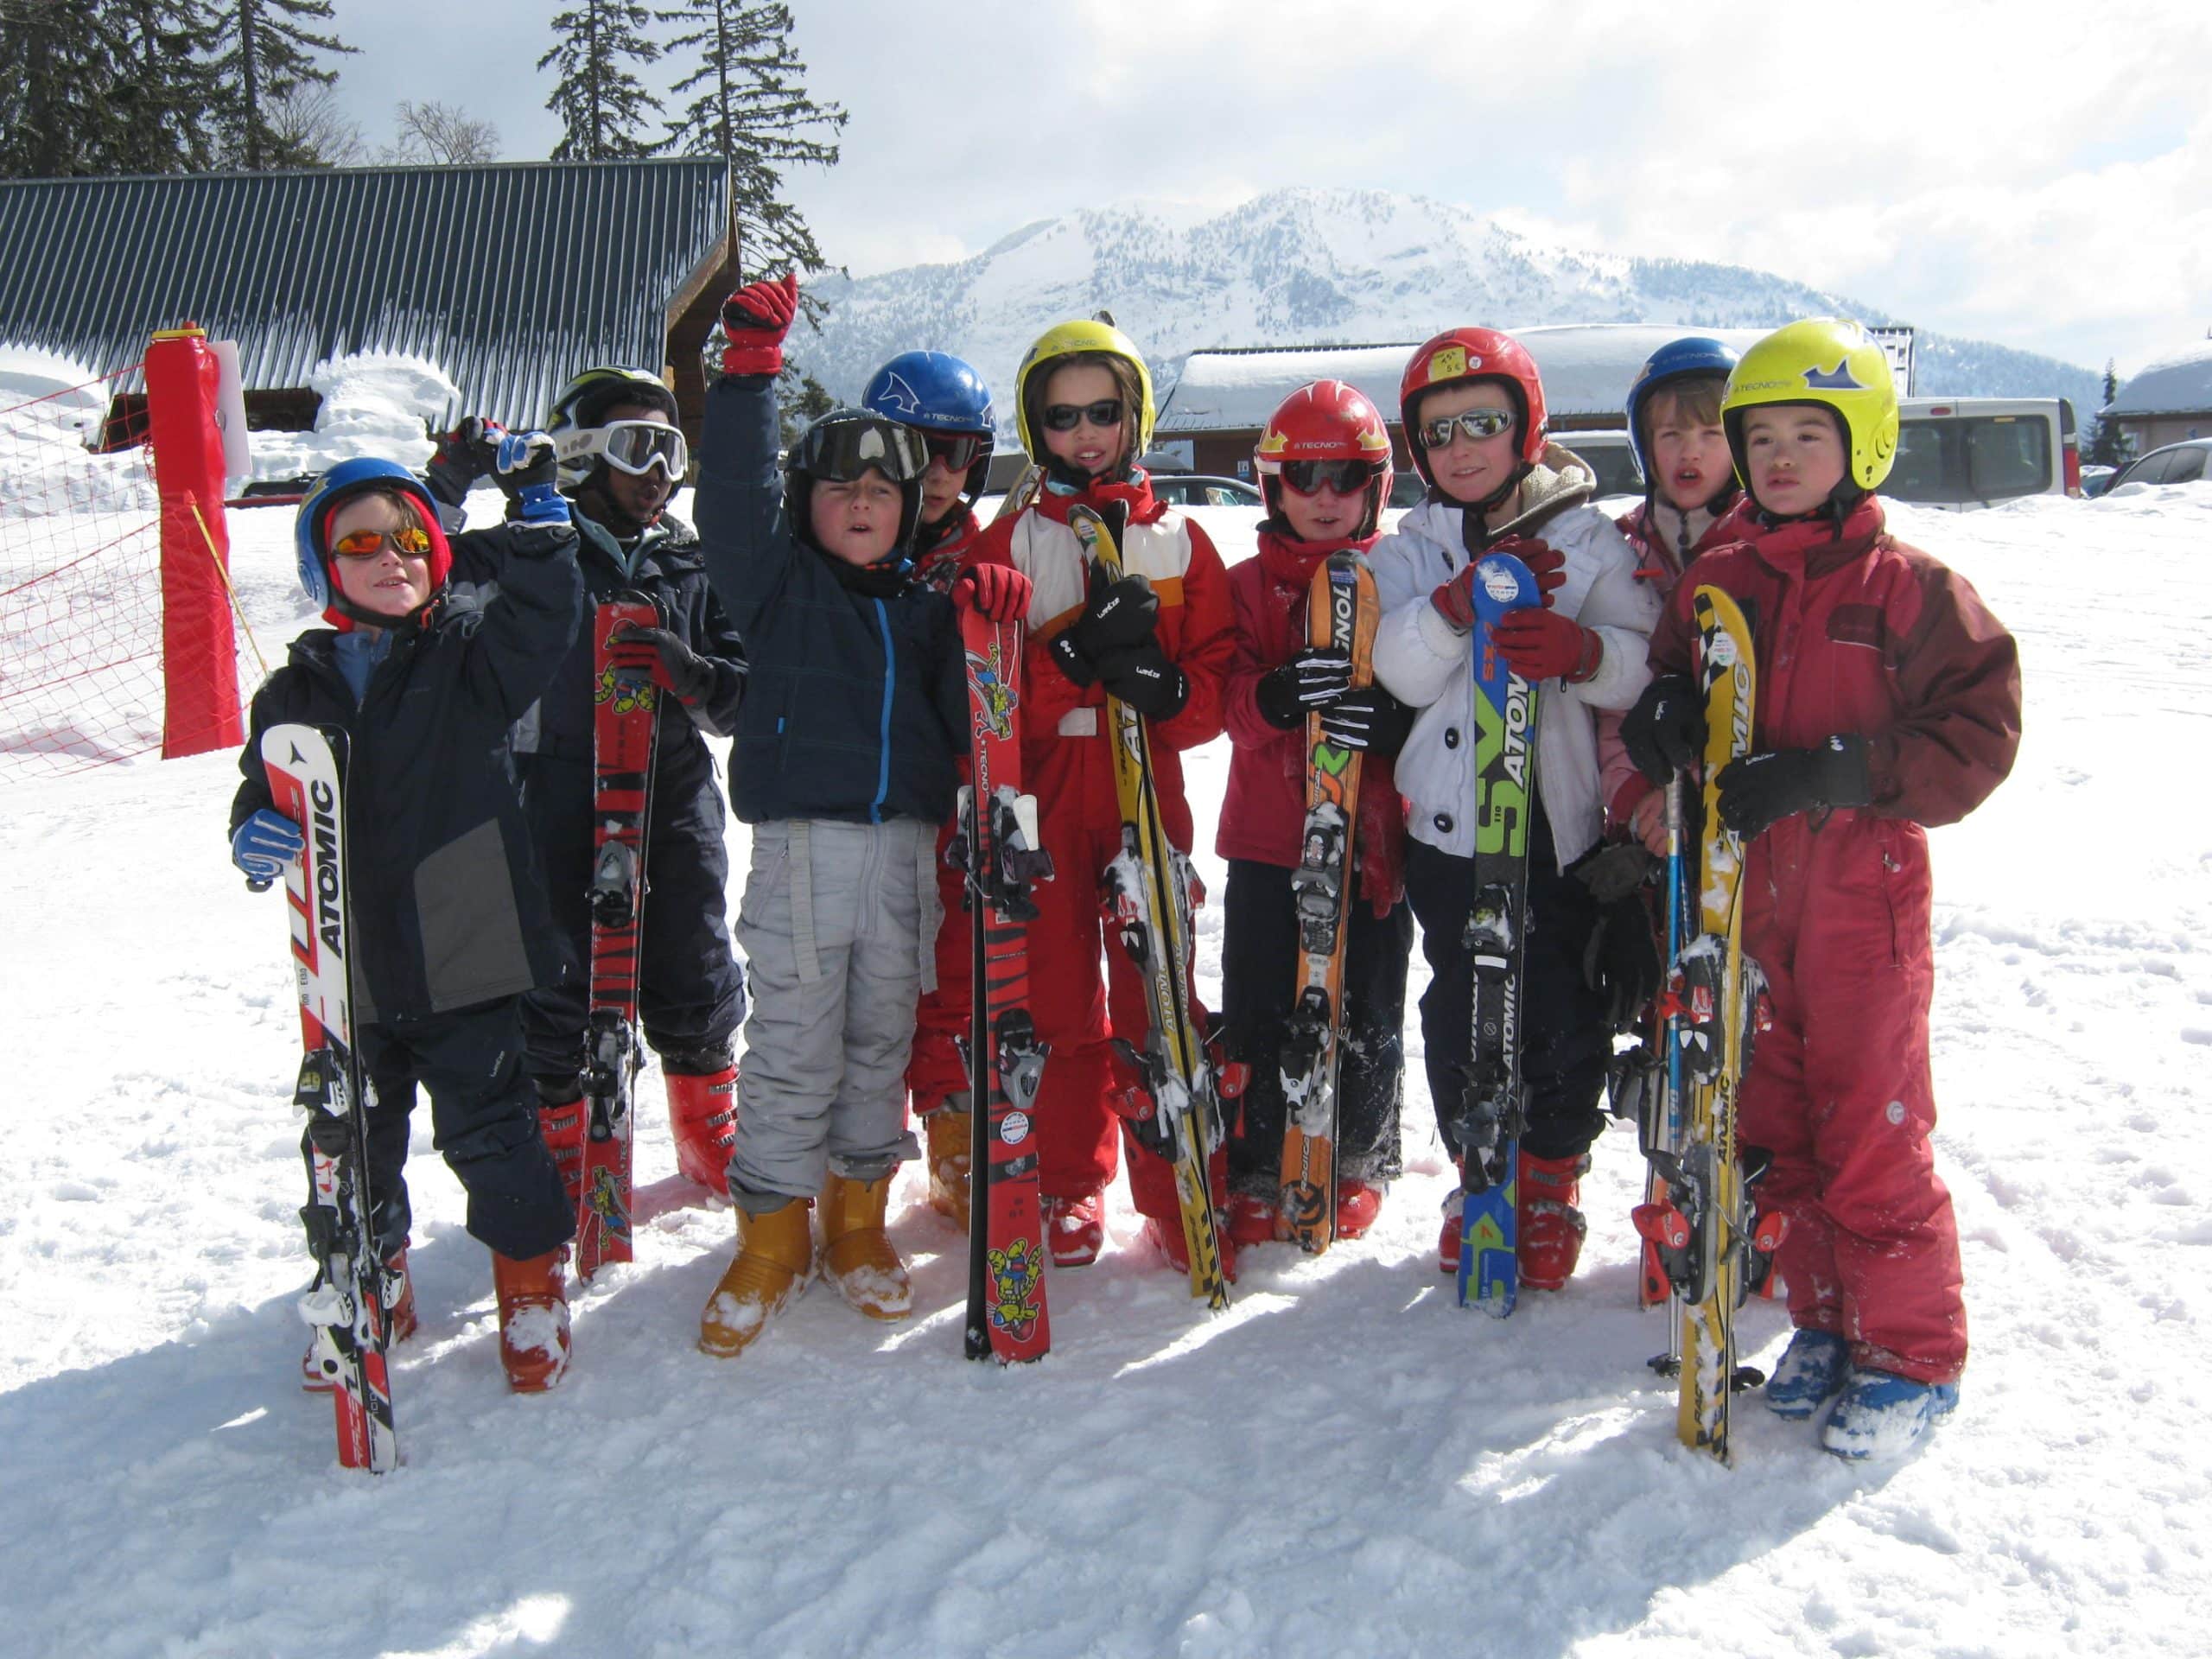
[925,433,989,472]
[1041,399,1124,432]
[1281,458,1381,496]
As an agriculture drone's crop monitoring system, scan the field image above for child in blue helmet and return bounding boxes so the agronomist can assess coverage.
[861,348,1003,1228]
[229,441,588,1396]
[690,277,1033,1357]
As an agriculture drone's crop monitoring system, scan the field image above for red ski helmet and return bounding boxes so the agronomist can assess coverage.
[1252,379,1395,538]
[1398,327,1549,486]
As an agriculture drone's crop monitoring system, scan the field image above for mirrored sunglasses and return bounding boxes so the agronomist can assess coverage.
[1041,399,1123,433]
[1417,408,1516,449]
[1281,458,1382,496]
[331,524,434,560]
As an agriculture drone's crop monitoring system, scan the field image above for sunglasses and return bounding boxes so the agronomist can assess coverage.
[1417,408,1516,449]
[1041,399,1123,432]
[556,419,690,479]
[925,433,991,473]
[1281,458,1382,496]
[331,524,434,559]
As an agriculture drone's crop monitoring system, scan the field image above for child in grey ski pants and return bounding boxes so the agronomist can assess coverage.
[726,817,935,1210]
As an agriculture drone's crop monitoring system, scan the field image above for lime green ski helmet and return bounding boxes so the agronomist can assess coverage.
[1721,317,1899,493]
[1011,318,1157,463]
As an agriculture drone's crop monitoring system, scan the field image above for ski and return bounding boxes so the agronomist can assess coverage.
[1454,552,1543,1316]
[575,601,661,1281]
[262,722,399,1473]
[1068,505,1231,1308]
[1278,550,1379,1254]
[957,610,1054,1363]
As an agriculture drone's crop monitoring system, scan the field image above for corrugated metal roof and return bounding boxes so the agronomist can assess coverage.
[0,159,732,429]
[2107,339,2212,417]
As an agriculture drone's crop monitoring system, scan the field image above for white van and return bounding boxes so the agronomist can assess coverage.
[1885,397,2082,509]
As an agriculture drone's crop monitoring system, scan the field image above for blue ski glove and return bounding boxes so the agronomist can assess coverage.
[495,430,568,525]
[232,808,305,889]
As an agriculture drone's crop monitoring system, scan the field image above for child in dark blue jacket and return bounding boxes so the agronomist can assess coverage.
[230,448,584,1395]
[689,276,1031,1357]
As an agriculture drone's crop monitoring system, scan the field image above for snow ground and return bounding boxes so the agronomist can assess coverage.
[3,487,2211,1657]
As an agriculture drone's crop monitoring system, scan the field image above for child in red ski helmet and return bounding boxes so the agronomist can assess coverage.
[1369,327,1663,1291]
[1217,380,1415,1246]
[968,318,1238,1278]
[1622,317,2019,1458]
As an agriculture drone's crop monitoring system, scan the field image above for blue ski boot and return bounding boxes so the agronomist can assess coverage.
[1821,1369,1960,1461]
[1764,1328,1850,1419]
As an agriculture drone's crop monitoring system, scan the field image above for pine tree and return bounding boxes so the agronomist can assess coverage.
[2084,358,2133,469]
[658,2,845,281]
[776,365,834,447]
[541,1,664,162]
[211,0,357,170]
[0,0,137,178]
[111,1,226,175]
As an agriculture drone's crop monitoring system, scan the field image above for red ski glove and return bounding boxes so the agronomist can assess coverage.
[952,563,1034,622]
[1487,535,1567,606]
[1431,565,1481,632]
[1491,608,1602,683]
[719,274,798,377]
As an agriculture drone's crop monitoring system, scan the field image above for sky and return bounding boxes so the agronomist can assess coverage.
[327,0,2212,378]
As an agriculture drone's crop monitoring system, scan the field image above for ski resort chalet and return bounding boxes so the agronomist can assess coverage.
[2104,337,2212,453]
[0,159,740,448]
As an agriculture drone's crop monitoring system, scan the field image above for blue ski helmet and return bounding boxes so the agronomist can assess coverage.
[294,456,452,630]
[1624,335,1740,484]
[861,351,995,505]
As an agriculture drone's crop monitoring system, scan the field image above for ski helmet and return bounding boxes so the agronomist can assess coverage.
[294,457,453,632]
[861,351,996,506]
[785,407,931,561]
[1252,379,1395,538]
[1721,318,1899,497]
[1624,335,1740,484]
[1398,327,1549,490]
[1011,318,1157,467]
[548,365,681,490]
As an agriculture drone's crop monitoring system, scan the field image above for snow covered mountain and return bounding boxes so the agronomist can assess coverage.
[794,187,2103,416]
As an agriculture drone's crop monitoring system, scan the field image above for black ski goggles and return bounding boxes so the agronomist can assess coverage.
[924,432,993,473]
[1040,398,1124,432]
[1280,458,1384,496]
[1416,408,1516,449]
[796,416,929,484]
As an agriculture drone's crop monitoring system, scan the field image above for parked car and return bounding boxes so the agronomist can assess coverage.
[1147,473,1263,508]
[2081,464,2118,499]
[1556,430,1644,499]
[1883,397,2082,508]
[2105,437,2212,492]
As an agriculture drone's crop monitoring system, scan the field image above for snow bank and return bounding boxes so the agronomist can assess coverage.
[0,344,155,516]
[248,352,458,481]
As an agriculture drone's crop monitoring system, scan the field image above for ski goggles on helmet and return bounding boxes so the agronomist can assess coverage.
[556,419,690,480]
[1416,408,1516,449]
[796,415,929,484]
[331,524,435,559]
[923,432,992,473]
[1280,457,1383,496]
[1040,398,1124,432]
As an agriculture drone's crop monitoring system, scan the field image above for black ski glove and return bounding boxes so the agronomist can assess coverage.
[1096,643,1189,720]
[425,415,505,509]
[1622,672,1706,785]
[1571,842,1660,1033]
[1049,570,1160,688]
[1318,684,1414,755]
[1255,647,1354,729]
[1714,734,1872,840]
[610,621,714,705]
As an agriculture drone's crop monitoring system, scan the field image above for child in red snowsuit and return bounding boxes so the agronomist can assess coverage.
[1623,317,2020,1460]
[969,319,1236,1274]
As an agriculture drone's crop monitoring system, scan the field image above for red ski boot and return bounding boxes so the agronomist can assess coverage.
[665,1062,739,1195]
[1042,1192,1105,1267]
[1334,1179,1383,1241]
[491,1247,572,1393]
[1224,1192,1279,1248]
[1516,1150,1590,1293]
[1141,1213,1239,1285]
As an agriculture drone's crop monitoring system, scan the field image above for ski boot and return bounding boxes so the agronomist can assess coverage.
[698,1198,812,1358]
[1764,1328,1852,1420]
[1140,1213,1239,1285]
[664,1057,739,1196]
[1334,1179,1383,1241]
[922,1100,973,1231]
[1439,1185,1464,1275]
[491,1247,572,1394]
[1224,1191,1278,1248]
[1821,1369,1960,1461]
[534,1077,588,1211]
[1042,1192,1106,1267]
[1516,1150,1590,1292]
[301,1247,417,1392]
[817,1171,912,1320]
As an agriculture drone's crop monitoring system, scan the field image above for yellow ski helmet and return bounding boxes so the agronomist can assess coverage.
[1721,317,1899,493]
[1011,318,1157,461]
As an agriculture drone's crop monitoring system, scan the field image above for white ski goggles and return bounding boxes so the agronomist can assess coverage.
[556,419,690,480]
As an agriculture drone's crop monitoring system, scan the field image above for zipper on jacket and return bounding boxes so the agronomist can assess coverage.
[869,596,893,824]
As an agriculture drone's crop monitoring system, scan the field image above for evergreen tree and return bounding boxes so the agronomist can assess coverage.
[2084,358,2133,469]
[111,1,226,175]
[658,2,845,283]
[0,0,137,178]
[541,1,664,162]
[775,365,834,448]
[211,0,356,170]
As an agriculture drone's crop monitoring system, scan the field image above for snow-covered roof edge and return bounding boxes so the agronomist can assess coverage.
[2107,339,2212,416]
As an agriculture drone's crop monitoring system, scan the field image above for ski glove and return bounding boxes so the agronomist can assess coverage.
[951,563,1034,623]
[1255,647,1354,728]
[232,808,305,888]
[1431,537,1567,632]
[493,430,567,525]
[426,415,505,508]
[718,273,798,377]
[1048,571,1160,688]
[1318,684,1414,756]
[1570,842,1661,1032]
[1714,734,1872,840]
[1491,608,1602,683]
[1622,673,1705,784]
[1096,644,1189,721]
[609,620,715,706]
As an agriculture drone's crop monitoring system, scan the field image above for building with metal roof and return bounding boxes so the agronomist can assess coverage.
[2105,336,2212,453]
[0,158,737,447]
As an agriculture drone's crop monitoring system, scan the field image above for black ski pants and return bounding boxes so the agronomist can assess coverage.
[343,999,575,1262]
[1220,856,1414,1198]
[517,753,746,1084]
[1402,797,1611,1166]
